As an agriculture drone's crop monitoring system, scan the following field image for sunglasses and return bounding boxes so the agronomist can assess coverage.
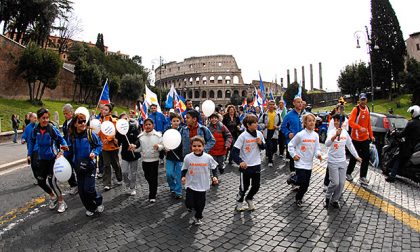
[77,119,87,124]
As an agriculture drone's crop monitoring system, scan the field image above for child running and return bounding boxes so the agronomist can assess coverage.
[324,114,361,209]
[165,113,184,199]
[288,113,322,207]
[231,114,266,211]
[181,136,218,225]
[138,118,164,203]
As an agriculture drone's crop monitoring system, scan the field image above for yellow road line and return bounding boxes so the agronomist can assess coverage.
[0,196,45,225]
[313,164,420,232]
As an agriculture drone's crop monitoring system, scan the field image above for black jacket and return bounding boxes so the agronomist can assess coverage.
[396,117,420,158]
[117,119,141,161]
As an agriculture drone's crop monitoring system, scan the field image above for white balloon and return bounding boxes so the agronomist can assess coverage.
[202,100,215,117]
[53,156,72,182]
[116,119,129,135]
[162,129,181,150]
[74,107,90,121]
[101,121,116,136]
[90,119,101,134]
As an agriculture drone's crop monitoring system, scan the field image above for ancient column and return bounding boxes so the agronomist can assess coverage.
[319,62,323,90]
[310,64,314,91]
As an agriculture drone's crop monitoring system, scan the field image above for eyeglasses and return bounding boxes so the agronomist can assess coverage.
[77,119,87,124]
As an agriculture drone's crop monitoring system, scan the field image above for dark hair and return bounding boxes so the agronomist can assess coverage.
[170,113,182,121]
[69,113,87,137]
[143,118,154,125]
[209,113,219,119]
[118,112,127,119]
[186,110,200,120]
[242,114,258,128]
[104,104,113,112]
[150,104,157,108]
[191,135,205,146]
[37,108,50,119]
[332,113,345,121]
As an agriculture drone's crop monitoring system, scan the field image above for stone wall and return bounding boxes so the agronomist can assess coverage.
[308,92,342,107]
[0,34,76,101]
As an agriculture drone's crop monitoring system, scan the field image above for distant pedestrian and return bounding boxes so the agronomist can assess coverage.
[11,114,20,143]
[231,114,266,212]
[138,118,164,203]
[277,100,287,158]
[21,112,38,185]
[287,113,322,207]
[222,105,241,165]
[62,104,78,195]
[181,136,218,225]
[259,100,282,167]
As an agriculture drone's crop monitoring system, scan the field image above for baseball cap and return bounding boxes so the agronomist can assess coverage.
[360,93,367,99]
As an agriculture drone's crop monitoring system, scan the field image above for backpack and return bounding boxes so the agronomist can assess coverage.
[32,122,60,154]
[70,128,99,151]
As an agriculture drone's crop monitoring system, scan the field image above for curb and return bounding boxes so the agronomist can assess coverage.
[0,159,27,172]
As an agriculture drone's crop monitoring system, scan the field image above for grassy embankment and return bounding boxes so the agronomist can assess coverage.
[0,98,129,132]
[312,94,412,119]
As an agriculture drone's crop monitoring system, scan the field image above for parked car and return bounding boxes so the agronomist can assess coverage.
[370,112,408,147]
[314,112,329,143]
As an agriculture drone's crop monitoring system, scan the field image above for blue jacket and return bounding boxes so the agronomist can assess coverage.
[180,123,215,157]
[22,122,37,154]
[28,125,67,160]
[280,109,302,144]
[148,112,168,133]
[70,131,102,165]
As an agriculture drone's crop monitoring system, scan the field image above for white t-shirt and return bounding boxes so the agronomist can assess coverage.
[325,128,359,163]
[182,152,218,192]
[234,130,265,167]
[288,129,321,170]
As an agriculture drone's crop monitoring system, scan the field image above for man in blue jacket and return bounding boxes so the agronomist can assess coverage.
[148,104,168,133]
[280,96,303,172]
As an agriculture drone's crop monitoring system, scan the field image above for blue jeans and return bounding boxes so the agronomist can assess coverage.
[13,128,18,143]
[166,159,183,196]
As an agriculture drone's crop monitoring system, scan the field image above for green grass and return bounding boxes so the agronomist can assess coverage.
[0,98,129,132]
[312,94,412,119]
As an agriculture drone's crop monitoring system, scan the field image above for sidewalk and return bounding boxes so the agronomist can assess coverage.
[0,142,27,167]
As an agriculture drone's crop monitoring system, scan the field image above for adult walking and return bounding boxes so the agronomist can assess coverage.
[62,104,78,195]
[69,112,104,216]
[346,93,375,186]
[11,114,20,143]
[21,112,38,185]
[259,100,282,167]
[222,105,241,165]
[148,104,168,133]
[281,96,303,172]
[277,100,287,158]
[99,104,123,191]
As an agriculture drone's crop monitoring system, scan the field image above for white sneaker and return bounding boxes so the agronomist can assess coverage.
[359,177,369,186]
[130,190,136,196]
[104,186,111,191]
[246,199,255,211]
[268,162,273,167]
[346,174,353,182]
[70,186,78,195]
[48,196,57,210]
[86,210,94,217]
[57,201,68,213]
[235,202,246,212]
[323,185,328,193]
[149,199,156,203]
[116,181,123,186]
[96,204,104,213]
[193,217,203,225]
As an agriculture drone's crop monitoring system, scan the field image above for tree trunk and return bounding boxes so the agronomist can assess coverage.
[39,82,47,102]
[35,81,42,101]
[72,83,78,102]
[27,81,33,101]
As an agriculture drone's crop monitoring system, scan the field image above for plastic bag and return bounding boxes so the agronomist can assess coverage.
[369,143,379,168]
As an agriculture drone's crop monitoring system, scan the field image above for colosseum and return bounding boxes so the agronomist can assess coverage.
[155,55,251,107]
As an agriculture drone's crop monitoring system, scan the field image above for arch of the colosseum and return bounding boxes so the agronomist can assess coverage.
[160,74,243,90]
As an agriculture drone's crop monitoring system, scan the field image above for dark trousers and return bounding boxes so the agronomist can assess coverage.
[102,150,122,187]
[76,169,103,212]
[347,140,370,178]
[98,153,104,174]
[295,168,312,201]
[278,132,286,156]
[227,136,238,163]
[324,168,330,186]
[38,159,62,197]
[286,149,295,172]
[185,188,206,219]
[265,130,277,163]
[31,152,53,195]
[142,161,159,199]
[237,168,261,202]
[65,155,78,188]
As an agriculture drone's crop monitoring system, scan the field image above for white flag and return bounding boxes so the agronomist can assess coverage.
[145,85,162,112]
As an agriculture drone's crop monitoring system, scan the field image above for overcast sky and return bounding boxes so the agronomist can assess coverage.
[71,0,419,92]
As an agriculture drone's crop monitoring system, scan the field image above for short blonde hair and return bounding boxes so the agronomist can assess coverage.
[302,113,316,128]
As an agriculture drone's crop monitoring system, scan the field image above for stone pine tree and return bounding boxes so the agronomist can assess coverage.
[95,33,105,52]
[370,0,406,99]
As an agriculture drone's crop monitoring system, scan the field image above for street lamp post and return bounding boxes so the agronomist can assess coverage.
[354,26,379,112]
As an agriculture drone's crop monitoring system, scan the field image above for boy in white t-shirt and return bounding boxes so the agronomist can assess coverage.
[288,113,322,207]
[182,136,218,225]
[231,114,266,211]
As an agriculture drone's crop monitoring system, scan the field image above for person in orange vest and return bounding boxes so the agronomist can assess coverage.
[346,93,375,186]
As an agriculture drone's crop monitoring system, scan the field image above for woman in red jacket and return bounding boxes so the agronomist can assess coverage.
[208,113,233,185]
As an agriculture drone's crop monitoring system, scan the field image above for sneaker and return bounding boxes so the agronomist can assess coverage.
[235,202,246,212]
[97,173,103,179]
[70,186,78,195]
[324,198,330,209]
[116,181,123,186]
[346,174,353,182]
[57,201,68,213]
[85,210,95,217]
[104,186,111,191]
[296,200,303,207]
[279,155,284,159]
[193,217,203,226]
[219,167,225,175]
[359,177,369,186]
[246,199,255,211]
[331,201,340,209]
[174,194,182,199]
[212,177,219,186]
[292,185,300,191]
[130,190,136,196]
[187,207,193,212]
[323,185,328,193]
[385,176,396,183]
[96,204,104,213]
[149,199,156,203]
[48,196,58,210]
[268,162,273,167]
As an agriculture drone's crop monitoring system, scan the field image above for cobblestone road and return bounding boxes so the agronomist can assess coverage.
[0,155,419,251]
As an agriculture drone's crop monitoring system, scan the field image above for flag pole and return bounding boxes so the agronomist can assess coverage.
[94,78,108,117]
